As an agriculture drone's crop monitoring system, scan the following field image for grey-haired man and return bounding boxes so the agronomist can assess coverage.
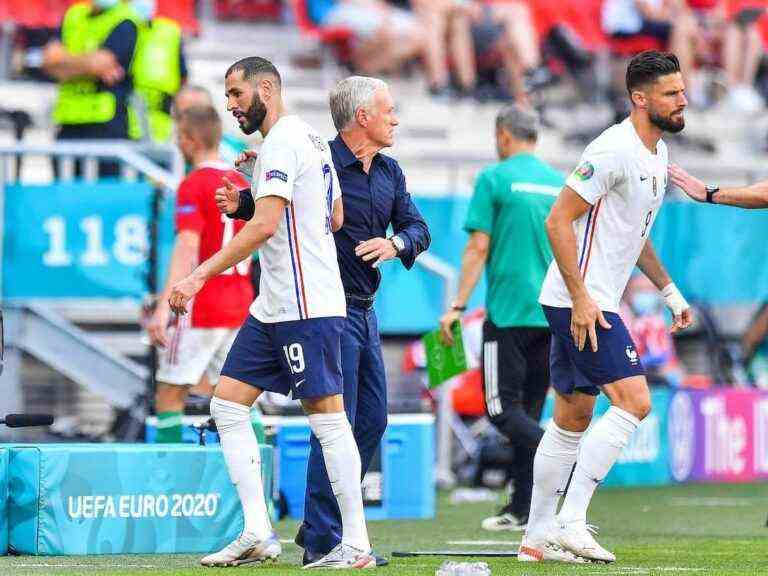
[439,105,564,534]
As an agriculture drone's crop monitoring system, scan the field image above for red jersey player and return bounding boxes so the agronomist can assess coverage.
[147,105,253,443]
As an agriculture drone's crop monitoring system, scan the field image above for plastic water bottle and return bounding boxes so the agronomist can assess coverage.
[435,561,491,576]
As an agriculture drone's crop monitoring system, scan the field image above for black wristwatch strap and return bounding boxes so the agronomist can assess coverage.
[706,186,720,204]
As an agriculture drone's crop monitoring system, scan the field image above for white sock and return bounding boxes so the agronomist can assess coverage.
[557,406,639,525]
[525,421,583,543]
[210,397,273,540]
[308,412,370,552]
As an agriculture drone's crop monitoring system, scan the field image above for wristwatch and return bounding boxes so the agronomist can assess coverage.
[389,234,405,254]
[450,301,467,312]
[705,185,720,204]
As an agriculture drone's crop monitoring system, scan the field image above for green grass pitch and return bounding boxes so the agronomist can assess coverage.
[2,482,767,575]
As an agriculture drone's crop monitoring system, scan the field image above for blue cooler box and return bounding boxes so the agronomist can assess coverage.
[277,414,435,520]
[6,443,272,555]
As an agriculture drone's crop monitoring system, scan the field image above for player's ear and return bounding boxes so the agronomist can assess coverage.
[259,77,273,101]
[630,88,647,109]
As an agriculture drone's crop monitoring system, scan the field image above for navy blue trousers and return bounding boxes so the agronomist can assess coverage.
[301,304,388,554]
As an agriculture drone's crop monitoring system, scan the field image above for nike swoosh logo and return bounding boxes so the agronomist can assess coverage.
[295,379,305,388]
[640,176,648,181]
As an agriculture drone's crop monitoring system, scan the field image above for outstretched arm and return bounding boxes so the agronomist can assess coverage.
[169,196,286,314]
[669,163,768,208]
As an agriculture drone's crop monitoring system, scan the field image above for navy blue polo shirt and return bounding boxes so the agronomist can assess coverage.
[329,134,430,297]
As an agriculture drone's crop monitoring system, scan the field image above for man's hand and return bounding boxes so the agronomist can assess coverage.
[668,164,707,202]
[662,283,694,333]
[215,177,241,215]
[147,301,172,348]
[571,295,612,352]
[355,237,398,269]
[169,272,205,316]
[439,309,462,345]
[90,50,124,85]
[671,307,694,333]
[235,150,258,176]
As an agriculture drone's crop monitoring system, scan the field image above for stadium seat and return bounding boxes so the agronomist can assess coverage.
[157,0,199,35]
[288,0,353,65]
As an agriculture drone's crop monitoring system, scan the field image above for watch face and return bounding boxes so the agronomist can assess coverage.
[392,236,405,251]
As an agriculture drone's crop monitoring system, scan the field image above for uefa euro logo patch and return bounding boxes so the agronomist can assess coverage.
[572,161,594,181]
[625,345,639,366]
[266,169,288,182]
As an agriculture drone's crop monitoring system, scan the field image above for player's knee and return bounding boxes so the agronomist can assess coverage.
[612,395,651,421]
[209,396,250,430]
[554,410,592,433]
[630,397,652,421]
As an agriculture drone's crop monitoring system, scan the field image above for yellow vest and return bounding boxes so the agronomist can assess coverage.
[52,2,139,126]
[128,17,182,142]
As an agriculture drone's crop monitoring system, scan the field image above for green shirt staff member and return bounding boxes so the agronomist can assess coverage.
[439,105,564,532]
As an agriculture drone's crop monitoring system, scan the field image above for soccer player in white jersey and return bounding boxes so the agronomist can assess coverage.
[169,57,375,570]
[517,51,694,564]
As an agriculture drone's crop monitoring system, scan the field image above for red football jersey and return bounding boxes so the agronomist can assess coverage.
[175,161,253,328]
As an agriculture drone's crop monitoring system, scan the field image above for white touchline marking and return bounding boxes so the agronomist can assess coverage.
[668,497,760,507]
[12,564,158,568]
[279,539,295,544]
[446,540,520,546]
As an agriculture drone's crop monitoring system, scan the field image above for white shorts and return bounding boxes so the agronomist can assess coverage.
[156,325,238,386]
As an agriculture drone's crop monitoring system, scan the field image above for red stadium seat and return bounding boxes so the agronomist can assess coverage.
[156,0,199,35]
[0,0,75,28]
[214,0,282,22]
[289,0,353,63]
[609,35,664,57]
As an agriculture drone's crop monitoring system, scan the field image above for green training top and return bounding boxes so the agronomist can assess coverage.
[464,152,564,328]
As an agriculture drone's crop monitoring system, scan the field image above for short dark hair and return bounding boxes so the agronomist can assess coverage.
[225,57,281,86]
[626,51,680,95]
[177,105,222,150]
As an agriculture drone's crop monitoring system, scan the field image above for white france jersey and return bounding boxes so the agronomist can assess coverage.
[249,115,345,323]
[539,118,668,313]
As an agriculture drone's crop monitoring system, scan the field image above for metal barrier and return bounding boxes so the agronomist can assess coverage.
[0,141,182,439]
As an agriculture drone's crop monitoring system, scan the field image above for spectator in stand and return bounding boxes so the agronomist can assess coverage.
[43,0,140,178]
[602,0,702,93]
[307,0,426,76]
[721,0,766,112]
[620,274,686,387]
[455,0,552,101]
[410,0,478,97]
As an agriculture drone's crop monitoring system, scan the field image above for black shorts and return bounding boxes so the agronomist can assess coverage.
[481,321,551,417]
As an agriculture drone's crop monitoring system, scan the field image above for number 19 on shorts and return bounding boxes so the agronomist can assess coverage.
[283,343,305,374]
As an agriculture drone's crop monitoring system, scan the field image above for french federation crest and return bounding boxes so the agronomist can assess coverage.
[625,345,639,366]
[572,161,594,181]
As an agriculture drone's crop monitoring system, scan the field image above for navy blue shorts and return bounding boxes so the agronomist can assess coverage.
[542,305,645,396]
[221,315,345,400]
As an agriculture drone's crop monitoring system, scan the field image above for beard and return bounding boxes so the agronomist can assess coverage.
[239,93,267,135]
[649,109,685,134]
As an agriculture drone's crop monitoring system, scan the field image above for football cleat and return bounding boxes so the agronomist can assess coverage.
[302,543,376,569]
[552,520,615,563]
[481,505,527,532]
[200,531,281,567]
[518,539,590,563]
